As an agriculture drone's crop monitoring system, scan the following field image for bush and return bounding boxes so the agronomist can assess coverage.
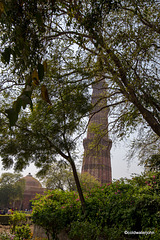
[10,211,27,233]
[32,190,82,239]
[14,224,32,240]
[7,211,33,239]
[69,220,100,240]
[31,171,160,240]
[80,172,101,192]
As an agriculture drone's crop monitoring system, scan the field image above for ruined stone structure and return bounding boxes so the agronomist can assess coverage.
[82,79,112,184]
[14,173,45,210]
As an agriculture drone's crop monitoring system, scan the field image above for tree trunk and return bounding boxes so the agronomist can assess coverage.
[46,135,86,213]
[69,157,86,213]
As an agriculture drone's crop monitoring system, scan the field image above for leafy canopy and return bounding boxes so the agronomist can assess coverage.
[0,0,159,194]
[32,170,160,239]
[0,0,159,141]
[0,172,25,209]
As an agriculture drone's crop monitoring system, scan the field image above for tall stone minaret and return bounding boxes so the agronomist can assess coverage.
[82,79,112,184]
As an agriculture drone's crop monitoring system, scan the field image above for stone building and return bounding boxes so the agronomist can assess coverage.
[14,173,45,210]
[82,79,112,184]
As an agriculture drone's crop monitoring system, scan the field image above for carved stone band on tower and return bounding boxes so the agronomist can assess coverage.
[82,79,112,184]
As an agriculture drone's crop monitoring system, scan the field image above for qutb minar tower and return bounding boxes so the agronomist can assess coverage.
[82,79,112,184]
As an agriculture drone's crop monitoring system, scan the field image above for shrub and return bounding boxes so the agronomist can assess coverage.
[69,220,100,240]
[7,211,33,240]
[14,224,32,240]
[32,190,82,239]
[80,172,100,192]
[10,211,27,233]
[31,171,160,240]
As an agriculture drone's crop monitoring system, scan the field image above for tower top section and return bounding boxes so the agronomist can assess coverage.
[87,79,110,141]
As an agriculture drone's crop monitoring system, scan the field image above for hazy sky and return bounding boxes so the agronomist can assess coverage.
[0,138,144,180]
[111,141,144,180]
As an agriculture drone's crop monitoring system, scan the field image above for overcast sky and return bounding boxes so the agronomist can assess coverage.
[0,138,144,180]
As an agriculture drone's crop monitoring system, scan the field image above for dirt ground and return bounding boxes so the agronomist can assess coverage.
[0,224,10,233]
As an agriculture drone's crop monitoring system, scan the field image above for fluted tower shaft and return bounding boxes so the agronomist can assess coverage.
[82,79,112,184]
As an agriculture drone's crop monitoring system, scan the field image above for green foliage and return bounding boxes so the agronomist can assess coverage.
[0,0,159,138]
[39,163,100,192]
[10,211,27,233]
[1,47,11,64]
[40,161,77,191]
[0,0,159,218]
[32,171,160,240]
[9,212,32,239]
[144,154,160,171]
[5,108,18,127]
[0,173,25,209]
[0,59,91,171]
[0,0,159,201]
[69,220,100,240]
[0,212,33,240]
[80,172,100,192]
[0,58,90,208]
[32,190,82,239]
[14,224,32,240]
[38,63,44,81]
[5,77,33,127]
[0,172,22,186]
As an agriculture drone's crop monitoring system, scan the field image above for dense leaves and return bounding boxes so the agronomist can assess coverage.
[0,0,159,211]
[0,173,25,209]
[0,65,91,210]
[144,154,160,171]
[0,52,91,170]
[0,1,159,123]
[0,0,159,147]
[32,190,82,239]
[32,171,160,240]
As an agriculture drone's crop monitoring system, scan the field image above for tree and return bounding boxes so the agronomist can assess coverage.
[144,154,160,172]
[80,172,101,192]
[0,172,25,209]
[127,130,160,165]
[71,0,160,137]
[39,161,101,192]
[0,61,91,211]
[0,0,159,134]
[0,0,159,209]
[40,161,77,191]
[0,0,159,141]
